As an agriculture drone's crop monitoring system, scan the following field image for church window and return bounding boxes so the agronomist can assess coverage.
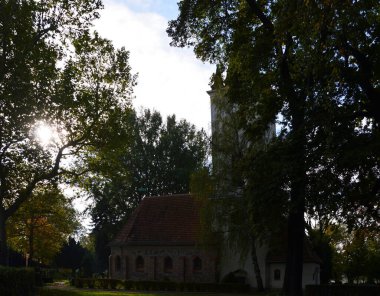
[274,269,281,280]
[164,256,173,273]
[193,257,202,272]
[136,256,144,272]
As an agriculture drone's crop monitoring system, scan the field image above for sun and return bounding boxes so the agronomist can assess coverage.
[35,122,54,146]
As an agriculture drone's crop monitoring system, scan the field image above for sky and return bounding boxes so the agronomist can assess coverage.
[94,0,215,133]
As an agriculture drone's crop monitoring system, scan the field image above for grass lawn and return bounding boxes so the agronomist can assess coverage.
[39,288,167,296]
[38,286,280,296]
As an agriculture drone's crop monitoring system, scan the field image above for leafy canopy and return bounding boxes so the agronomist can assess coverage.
[0,0,136,264]
[168,1,379,293]
[81,109,208,271]
[168,0,380,234]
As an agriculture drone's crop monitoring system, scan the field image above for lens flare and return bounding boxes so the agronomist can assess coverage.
[35,123,53,146]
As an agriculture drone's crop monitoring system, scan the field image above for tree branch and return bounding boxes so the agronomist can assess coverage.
[245,0,274,32]
[5,135,86,218]
[33,25,57,45]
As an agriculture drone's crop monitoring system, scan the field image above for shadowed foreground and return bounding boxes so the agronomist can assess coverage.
[38,285,278,296]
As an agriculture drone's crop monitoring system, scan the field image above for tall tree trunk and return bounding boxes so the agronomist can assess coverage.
[28,215,35,266]
[0,209,8,266]
[281,87,307,296]
[282,125,306,296]
[283,206,305,296]
[251,235,264,291]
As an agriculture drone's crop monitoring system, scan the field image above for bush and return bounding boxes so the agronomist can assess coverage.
[83,278,95,289]
[35,268,54,285]
[96,278,109,289]
[305,284,380,296]
[74,278,123,289]
[0,266,35,296]
[73,278,249,293]
[109,278,119,289]
[73,278,83,288]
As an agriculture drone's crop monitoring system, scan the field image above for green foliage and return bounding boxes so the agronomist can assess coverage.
[73,278,250,293]
[54,237,87,271]
[0,266,35,296]
[305,285,380,296]
[0,0,135,264]
[80,252,95,278]
[82,109,208,271]
[168,0,380,230]
[308,227,336,284]
[190,168,223,253]
[342,229,380,284]
[168,1,380,293]
[310,224,380,284]
[7,187,79,265]
[86,109,208,230]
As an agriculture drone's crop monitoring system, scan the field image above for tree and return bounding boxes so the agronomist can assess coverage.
[0,0,135,264]
[82,109,209,271]
[54,237,87,271]
[339,229,380,284]
[7,187,79,265]
[308,225,337,284]
[311,225,380,284]
[168,1,379,295]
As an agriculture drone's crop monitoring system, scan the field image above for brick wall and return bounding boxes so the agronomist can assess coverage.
[110,245,217,283]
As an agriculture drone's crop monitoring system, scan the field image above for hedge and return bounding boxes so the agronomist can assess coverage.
[73,278,250,293]
[0,266,35,296]
[305,284,380,296]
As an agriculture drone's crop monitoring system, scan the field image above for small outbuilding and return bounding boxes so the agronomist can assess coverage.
[108,194,217,282]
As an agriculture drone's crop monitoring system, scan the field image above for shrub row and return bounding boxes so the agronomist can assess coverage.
[73,278,250,293]
[0,266,35,296]
[305,284,380,296]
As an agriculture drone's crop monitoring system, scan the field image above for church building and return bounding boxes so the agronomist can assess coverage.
[109,194,321,289]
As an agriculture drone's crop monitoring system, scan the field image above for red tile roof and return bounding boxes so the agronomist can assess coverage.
[110,194,201,246]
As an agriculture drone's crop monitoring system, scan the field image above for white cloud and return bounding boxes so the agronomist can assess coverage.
[94,0,215,132]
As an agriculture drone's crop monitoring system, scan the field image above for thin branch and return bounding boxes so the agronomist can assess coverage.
[60,168,91,178]
[245,0,274,32]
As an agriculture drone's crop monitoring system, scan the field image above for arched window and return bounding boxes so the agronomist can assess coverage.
[193,257,202,272]
[115,255,121,272]
[274,269,281,281]
[164,256,173,273]
[136,256,144,272]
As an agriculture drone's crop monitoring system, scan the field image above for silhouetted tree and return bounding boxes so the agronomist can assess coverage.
[168,2,380,295]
